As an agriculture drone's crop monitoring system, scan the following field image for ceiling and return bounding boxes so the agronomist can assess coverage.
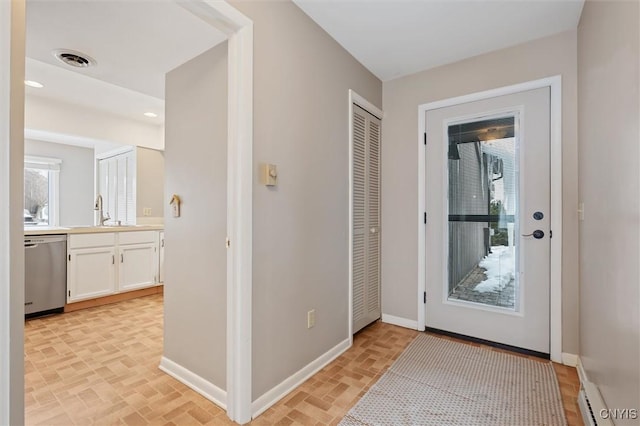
[25,0,227,125]
[293,0,585,81]
[24,1,585,129]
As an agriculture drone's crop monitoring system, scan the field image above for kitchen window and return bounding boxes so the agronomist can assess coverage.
[24,156,61,226]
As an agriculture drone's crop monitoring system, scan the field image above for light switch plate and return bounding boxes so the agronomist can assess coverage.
[307,309,315,329]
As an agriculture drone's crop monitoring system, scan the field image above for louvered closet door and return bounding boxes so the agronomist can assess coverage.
[353,104,381,334]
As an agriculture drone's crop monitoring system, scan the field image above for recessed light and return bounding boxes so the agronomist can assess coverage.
[143,112,158,118]
[25,80,44,88]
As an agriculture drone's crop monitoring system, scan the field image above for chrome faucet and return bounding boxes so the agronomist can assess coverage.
[94,195,110,226]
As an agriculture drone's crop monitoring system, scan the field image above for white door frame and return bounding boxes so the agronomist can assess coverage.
[348,90,383,341]
[0,1,255,424]
[417,76,562,362]
[170,1,254,423]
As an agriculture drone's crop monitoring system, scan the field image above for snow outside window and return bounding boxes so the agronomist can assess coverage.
[24,156,61,227]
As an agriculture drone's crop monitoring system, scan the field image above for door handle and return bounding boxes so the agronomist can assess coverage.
[121,253,124,263]
[522,230,545,239]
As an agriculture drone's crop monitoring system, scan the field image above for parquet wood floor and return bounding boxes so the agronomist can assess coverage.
[25,294,582,425]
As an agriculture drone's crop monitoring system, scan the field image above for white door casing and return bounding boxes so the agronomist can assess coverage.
[417,77,563,362]
[173,2,254,423]
[425,87,550,354]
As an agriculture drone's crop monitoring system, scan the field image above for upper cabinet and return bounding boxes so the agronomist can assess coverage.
[98,149,136,225]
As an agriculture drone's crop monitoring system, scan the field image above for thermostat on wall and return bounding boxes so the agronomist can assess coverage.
[260,163,278,186]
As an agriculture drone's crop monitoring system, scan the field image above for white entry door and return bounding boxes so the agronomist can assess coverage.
[425,87,550,354]
[352,104,382,334]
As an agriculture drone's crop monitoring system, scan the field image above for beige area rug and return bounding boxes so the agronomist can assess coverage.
[340,334,566,426]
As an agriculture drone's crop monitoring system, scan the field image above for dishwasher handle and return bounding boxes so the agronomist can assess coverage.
[24,243,39,249]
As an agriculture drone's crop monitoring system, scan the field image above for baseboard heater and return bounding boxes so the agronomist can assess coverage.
[578,380,613,426]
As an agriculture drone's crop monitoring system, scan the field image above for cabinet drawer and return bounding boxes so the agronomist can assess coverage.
[118,230,157,245]
[69,233,116,249]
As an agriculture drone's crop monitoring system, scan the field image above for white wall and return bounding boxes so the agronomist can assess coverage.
[25,94,164,150]
[25,139,94,226]
[230,0,382,402]
[0,0,25,423]
[577,0,639,418]
[136,147,164,224]
[381,30,580,354]
[163,42,227,390]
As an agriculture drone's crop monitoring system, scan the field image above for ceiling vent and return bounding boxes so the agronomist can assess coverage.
[52,49,96,68]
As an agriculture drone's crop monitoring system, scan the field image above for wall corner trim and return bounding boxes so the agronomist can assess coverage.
[561,352,578,367]
[381,314,419,330]
[159,356,227,410]
[251,338,351,419]
[576,356,588,384]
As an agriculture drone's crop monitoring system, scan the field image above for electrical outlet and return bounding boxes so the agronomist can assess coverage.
[307,309,315,329]
[143,207,152,216]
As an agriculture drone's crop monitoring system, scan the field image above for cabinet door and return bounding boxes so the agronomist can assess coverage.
[119,243,158,292]
[68,247,116,302]
[116,153,136,225]
[98,158,117,222]
[98,151,136,225]
[158,231,165,283]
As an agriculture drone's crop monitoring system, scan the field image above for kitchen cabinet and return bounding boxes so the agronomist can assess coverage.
[118,231,159,292]
[67,233,117,303]
[97,150,135,225]
[158,231,165,283]
[67,230,160,304]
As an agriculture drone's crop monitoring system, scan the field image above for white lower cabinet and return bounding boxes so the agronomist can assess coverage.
[68,246,116,302]
[67,231,161,303]
[119,231,159,291]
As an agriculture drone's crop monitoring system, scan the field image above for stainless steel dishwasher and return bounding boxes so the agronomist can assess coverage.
[24,234,67,318]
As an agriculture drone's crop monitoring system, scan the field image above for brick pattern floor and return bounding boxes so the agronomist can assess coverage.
[25,294,582,425]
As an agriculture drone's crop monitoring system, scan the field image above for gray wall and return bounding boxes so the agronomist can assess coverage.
[163,42,228,389]
[24,139,94,226]
[230,1,382,401]
[578,0,639,416]
[381,30,580,354]
[1,1,26,422]
[136,146,164,223]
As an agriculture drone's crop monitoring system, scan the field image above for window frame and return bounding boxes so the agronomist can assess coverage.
[24,155,61,227]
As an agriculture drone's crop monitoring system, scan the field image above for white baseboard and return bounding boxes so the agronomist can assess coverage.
[561,352,578,367]
[381,313,418,330]
[159,356,227,409]
[251,338,351,419]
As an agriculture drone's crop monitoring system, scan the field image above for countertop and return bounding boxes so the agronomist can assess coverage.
[24,224,164,236]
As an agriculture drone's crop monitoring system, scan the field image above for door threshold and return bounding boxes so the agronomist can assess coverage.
[424,327,550,360]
